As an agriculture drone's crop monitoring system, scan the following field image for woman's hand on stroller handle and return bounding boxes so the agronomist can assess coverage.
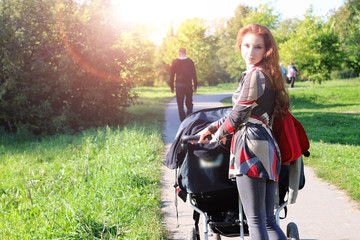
[197,128,226,145]
[197,128,212,143]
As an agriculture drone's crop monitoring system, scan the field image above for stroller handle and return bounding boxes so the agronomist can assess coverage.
[180,135,200,152]
[180,135,213,151]
[181,135,200,144]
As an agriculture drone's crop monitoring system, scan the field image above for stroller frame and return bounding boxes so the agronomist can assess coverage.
[187,192,290,240]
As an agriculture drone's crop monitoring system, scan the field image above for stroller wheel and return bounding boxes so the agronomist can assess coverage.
[286,222,299,240]
[188,227,199,240]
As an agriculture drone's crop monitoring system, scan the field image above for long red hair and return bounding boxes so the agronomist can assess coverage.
[236,23,289,118]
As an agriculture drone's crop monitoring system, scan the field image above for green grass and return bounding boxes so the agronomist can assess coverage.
[127,86,173,126]
[0,88,171,239]
[196,82,238,94]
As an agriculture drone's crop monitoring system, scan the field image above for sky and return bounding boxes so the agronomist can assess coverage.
[110,0,345,44]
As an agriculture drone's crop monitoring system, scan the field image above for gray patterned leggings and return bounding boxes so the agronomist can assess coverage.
[236,175,287,240]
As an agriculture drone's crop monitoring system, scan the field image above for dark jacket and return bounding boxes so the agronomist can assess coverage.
[170,58,197,92]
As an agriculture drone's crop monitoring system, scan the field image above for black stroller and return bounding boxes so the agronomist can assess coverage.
[164,107,305,240]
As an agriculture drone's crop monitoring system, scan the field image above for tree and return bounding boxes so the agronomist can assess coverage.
[332,0,360,76]
[113,28,157,86]
[160,18,221,85]
[0,0,66,133]
[273,18,301,47]
[56,0,139,130]
[279,8,342,83]
[0,0,154,134]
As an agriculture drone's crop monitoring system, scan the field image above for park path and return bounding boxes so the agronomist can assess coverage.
[161,93,360,240]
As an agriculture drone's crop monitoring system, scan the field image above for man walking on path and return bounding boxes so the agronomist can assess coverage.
[162,93,360,240]
[169,48,198,122]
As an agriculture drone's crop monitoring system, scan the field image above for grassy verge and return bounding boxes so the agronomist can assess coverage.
[0,87,173,239]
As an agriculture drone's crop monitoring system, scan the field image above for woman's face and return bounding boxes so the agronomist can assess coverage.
[241,33,266,66]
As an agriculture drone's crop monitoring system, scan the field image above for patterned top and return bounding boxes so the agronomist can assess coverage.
[208,66,281,182]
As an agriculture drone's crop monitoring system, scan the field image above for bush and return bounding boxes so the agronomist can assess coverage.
[0,0,157,134]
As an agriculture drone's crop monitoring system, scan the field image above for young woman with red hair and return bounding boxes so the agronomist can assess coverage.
[198,23,289,239]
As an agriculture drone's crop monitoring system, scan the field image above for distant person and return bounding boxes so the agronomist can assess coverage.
[280,62,288,83]
[169,48,198,121]
[198,23,288,240]
[287,61,299,88]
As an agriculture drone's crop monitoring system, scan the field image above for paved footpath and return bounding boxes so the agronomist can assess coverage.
[161,93,360,240]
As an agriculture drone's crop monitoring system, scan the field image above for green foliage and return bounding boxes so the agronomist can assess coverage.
[273,18,301,46]
[175,18,218,85]
[242,3,281,28]
[215,19,244,82]
[188,1,359,85]
[332,0,360,75]
[0,0,158,134]
[113,28,157,86]
[160,18,222,86]
[279,8,342,83]
[0,0,65,133]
